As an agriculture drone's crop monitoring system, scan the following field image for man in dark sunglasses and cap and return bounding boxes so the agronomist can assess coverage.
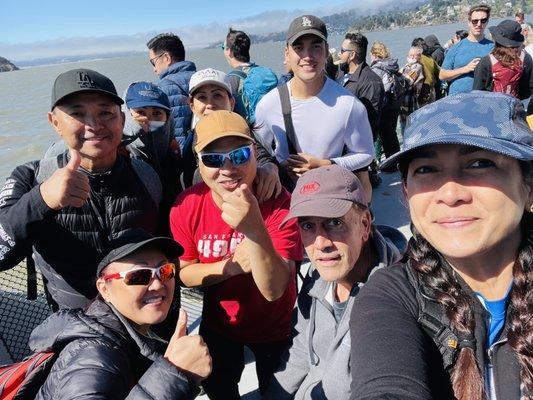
[0,68,162,314]
[170,110,303,399]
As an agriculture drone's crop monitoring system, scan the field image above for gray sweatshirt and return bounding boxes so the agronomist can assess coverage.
[264,225,404,400]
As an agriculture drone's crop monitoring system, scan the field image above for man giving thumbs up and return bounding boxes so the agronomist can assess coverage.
[0,69,162,312]
[170,110,303,399]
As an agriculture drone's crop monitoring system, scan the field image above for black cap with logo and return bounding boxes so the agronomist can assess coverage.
[286,15,328,45]
[51,68,124,110]
[96,229,183,276]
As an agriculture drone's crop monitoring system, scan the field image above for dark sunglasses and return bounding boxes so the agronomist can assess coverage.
[470,18,488,25]
[149,52,166,67]
[102,262,175,286]
[340,47,354,54]
[199,144,253,168]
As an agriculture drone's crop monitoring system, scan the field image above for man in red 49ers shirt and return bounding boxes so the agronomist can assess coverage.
[170,110,302,400]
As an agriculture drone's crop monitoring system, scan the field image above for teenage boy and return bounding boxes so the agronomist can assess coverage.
[147,33,196,146]
[0,69,160,310]
[440,4,493,94]
[255,15,374,203]
[170,110,302,399]
[265,165,404,400]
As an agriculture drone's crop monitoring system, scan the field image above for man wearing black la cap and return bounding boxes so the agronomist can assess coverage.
[255,15,374,203]
[0,68,164,318]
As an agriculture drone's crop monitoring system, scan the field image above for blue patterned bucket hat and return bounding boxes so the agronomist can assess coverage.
[380,91,533,172]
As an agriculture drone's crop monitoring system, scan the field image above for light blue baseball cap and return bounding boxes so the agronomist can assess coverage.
[380,91,533,172]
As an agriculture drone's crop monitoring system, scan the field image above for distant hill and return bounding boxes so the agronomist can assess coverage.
[207,0,530,48]
[0,56,19,72]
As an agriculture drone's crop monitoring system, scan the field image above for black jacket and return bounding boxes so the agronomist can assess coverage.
[349,263,522,400]
[473,52,533,100]
[0,152,159,309]
[342,62,384,137]
[31,299,199,400]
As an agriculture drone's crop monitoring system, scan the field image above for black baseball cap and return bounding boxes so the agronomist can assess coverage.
[96,229,183,276]
[286,15,328,45]
[51,68,124,111]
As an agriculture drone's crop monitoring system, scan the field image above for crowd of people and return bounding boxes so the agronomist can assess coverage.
[0,4,532,400]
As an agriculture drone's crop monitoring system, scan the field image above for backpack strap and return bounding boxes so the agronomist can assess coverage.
[130,158,162,207]
[405,261,459,370]
[277,83,299,155]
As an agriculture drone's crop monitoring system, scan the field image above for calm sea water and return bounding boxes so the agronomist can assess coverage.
[0,18,517,181]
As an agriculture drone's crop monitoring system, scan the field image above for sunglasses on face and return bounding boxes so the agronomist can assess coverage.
[149,52,166,67]
[470,18,488,25]
[340,47,354,54]
[199,144,253,168]
[102,262,176,286]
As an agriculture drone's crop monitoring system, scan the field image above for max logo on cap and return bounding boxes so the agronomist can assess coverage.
[300,181,320,195]
[77,71,97,89]
[302,16,312,27]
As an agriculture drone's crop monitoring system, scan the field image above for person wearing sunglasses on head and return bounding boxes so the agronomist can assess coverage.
[170,110,303,399]
[30,229,212,400]
[349,92,533,400]
[440,4,494,95]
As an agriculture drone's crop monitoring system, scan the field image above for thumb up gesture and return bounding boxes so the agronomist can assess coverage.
[163,309,212,384]
[221,184,262,235]
[40,149,91,210]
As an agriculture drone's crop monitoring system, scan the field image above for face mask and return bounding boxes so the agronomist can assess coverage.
[406,57,417,64]
[148,121,166,131]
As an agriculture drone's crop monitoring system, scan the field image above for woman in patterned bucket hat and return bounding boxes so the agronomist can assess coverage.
[350,91,533,400]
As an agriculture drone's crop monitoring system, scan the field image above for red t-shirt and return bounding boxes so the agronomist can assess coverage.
[170,183,302,343]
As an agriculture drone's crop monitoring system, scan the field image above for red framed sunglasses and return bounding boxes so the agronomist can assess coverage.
[102,262,176,286]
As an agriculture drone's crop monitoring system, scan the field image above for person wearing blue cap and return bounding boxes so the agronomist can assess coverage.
[123,81,183,236]
[348,91,533,400]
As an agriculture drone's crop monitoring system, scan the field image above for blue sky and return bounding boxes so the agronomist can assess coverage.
[1,0,388,61]
[2,0,352,44]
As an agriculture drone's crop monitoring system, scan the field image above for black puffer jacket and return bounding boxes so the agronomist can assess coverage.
[31,299,199,400]
[0,151,160,309]
[424,35,445,66]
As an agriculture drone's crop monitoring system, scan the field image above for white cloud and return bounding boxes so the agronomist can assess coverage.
[0,0,395,62]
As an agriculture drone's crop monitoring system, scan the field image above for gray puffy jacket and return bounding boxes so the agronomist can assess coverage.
[31,299,199,400]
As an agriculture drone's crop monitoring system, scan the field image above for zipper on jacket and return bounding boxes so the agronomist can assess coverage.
[486,337,507,400]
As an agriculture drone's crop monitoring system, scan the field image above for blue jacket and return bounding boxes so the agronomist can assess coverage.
[157,60,196,144]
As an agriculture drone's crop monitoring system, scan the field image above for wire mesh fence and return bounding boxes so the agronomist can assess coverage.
[0,261,51,362]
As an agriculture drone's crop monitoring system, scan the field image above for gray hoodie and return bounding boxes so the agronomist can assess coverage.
[264,225,404,400]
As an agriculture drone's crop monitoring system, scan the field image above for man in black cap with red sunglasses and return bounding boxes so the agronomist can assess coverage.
[0,68,163,313]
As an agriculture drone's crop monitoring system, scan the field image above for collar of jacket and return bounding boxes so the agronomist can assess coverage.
[159,60,197,79]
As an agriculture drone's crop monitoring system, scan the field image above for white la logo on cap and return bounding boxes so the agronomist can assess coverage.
[302,16,312,27]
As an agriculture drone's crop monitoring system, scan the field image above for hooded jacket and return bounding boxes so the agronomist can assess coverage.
[424,35,445,66]
[264,226,403,400]
[31,299,199,400]
[157,60,196,144]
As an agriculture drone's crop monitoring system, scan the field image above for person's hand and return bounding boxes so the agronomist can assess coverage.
[254,162,282,203]
[227,241,252,275]
[463,58,481,73]
[39,149,90,210]
[220,184,263,235]
[163,309,212,384]
[286,153,330,176]
[129,109,150,133]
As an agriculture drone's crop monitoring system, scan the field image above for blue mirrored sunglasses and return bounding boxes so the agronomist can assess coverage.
[199,144,253,168]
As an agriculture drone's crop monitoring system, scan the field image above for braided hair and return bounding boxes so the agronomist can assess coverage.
[403,161,533,400]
